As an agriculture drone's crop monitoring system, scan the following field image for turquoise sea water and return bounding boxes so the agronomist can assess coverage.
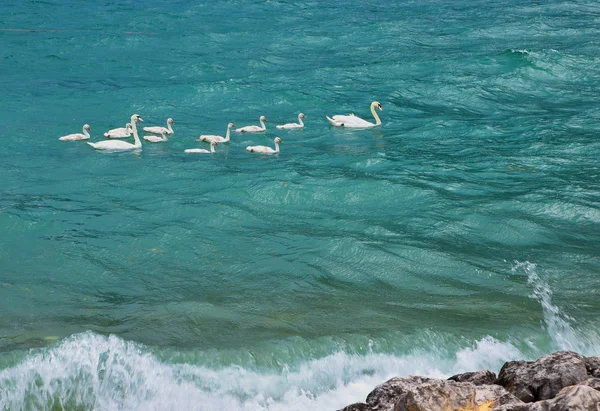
[1,0,599,409]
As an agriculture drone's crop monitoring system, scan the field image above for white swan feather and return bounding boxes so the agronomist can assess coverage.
[59,124,91,141]
[276,113,305,129]
[185,141,218,154]
[326,101,382,128]
[143,134,168,143]
[104,123,132,138]
[143,118,174,135]
[246,137,283,154]
[235,116,267,133]
[88,114,143,151]
[197,123,235,144]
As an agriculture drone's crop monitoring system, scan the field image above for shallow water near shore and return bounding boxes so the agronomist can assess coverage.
[1,0,599,409]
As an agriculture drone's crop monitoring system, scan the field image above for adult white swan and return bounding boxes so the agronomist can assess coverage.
[59,124,91,141]
[276,113,306,129]
[144,118,174,135]
[326,101,382,128]
[197,123,235,144]
[246,137,283,154]
[88,114,143,151]
[185,141,218,154]
[104,123,132,138]
[235,116,267,133]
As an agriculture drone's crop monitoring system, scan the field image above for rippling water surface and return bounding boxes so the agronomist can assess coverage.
[0,0,599,409]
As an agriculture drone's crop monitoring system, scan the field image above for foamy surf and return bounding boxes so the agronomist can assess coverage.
[0,332,525,411]
[1,261,597,410]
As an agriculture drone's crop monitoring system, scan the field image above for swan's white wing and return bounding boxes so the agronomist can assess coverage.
[246,145,275,153]
[143,126,169,134]
[143,135,165,142]
[88,140,135,150]
[276,123,301,129]
[104,129,131,138]
[330,114,374,128]
[59,133,87,141]
[107,126,126,133]
[236,125,264,133]
[184,148,210,153]
[198,135,224,143]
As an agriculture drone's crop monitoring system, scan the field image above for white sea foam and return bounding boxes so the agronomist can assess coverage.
[0,263,595,410]
[0,332,523,411]
[512,260,585,352]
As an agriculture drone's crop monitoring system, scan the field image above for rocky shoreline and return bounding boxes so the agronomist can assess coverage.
[339,351,600,411]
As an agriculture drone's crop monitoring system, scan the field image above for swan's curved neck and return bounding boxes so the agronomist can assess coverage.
[224,127,231,142]
[83,127,90,138]
[167,122,173,133]
[371,104,381,126]
[210,144,216,153]
[274,141,280,153]
[297,115,304,127]
[259,119,266,130]
[132,121,141,148]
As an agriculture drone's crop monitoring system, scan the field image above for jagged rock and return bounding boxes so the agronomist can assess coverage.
[338,403,370,411]
[586,357,600,378]
[496,351,589,402]
[475,384,523,407]
[579,378,600,392]
[365,376,434,411]
[393,379,477,411]
[449,370,497,386]
[362,376,522,411]
[495,385,600,411]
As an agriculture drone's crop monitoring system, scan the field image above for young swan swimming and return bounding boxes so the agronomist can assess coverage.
[143,133,169,143]
[235,116,267,133]
[88,114,143,151]
[59,124,91,141]
[104,123,132,138]
[143,118,174,135]
[246,137,283,154]
[185,141,218,154]
[326,101,382,128]
[276,113,306,129]
[197,123,235,144]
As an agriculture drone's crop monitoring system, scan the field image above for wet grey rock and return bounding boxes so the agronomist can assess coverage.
[361,376,521,411]
[392,379,477,411]
[365,376,434,411]
[579,378,600,392]
[495,385,600,411]
[448,370,497,386]
[475,384,523,407]
[586,357,600,378]
[338,402,370,411]
[496,351,589,402]
[338,352,600,411]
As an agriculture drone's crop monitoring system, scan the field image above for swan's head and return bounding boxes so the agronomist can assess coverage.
[131,114,144,123]
[372,101,382,111]
[211,141,219,146]
[167,118,174,124]
[260,115,268,122]
[274,137,283,144]
[228,123,236,129]
[125,123,133,130]
[299,113,306,118]
[83,124,91,130]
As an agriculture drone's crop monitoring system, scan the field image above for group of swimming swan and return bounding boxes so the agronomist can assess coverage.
[58,101,383,154]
